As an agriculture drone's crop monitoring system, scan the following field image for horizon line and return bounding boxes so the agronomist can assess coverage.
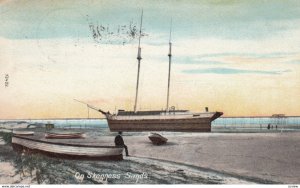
[1,115,300,121]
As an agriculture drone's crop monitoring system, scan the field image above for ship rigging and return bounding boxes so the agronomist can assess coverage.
[76,11,223,132]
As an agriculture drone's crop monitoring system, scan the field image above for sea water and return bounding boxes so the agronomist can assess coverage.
[1,117,299,131]
[213,116,300,131]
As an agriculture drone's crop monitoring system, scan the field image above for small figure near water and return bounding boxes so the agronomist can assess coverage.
[267,124,271,130]
[115,132,129,156]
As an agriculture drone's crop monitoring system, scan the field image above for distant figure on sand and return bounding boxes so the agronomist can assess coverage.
[267,124,270,130]
[115,132,129,156]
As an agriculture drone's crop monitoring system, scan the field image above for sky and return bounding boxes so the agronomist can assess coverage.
[1,0,300,119]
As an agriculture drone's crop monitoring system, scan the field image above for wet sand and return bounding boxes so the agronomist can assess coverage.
[1,128,300,184]
[0,142,250,184]
[124,132,300,184]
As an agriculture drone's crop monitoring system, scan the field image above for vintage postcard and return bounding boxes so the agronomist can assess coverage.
[0,0,300,187]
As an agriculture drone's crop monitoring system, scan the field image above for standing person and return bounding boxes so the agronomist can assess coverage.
[114,132,129,156]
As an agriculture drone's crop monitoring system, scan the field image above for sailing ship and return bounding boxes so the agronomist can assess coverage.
[78,12,223,132]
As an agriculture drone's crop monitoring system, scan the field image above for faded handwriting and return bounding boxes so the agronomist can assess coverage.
[5,74,9,87]
[88,21,148,45]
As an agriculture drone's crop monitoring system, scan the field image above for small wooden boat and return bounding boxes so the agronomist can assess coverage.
[45,131,84,139]
[148,133,168,145]
[12,135,124,160]
[13,130,34,136]
[45,123,55,130]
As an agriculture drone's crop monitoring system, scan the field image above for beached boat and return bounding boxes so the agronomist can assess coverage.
[45,131,84,139]
[75,12,222,132]
[45,123,55,130]
[12,135,124,160]
[13,130,34,136]
[148,133,168,145]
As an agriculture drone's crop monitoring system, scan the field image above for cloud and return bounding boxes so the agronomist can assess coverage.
[182,68,291,75]
[195,52,294,60]
[149,52,297,66]
[286,60,300,64]
[173,56,224,65]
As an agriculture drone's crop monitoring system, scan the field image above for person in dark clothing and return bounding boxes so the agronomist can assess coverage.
[114,132,129,156]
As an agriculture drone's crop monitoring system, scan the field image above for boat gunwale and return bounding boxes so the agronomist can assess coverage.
[46,132,83,135]
[13,131,35,135]
[108,112,221,121]
[12,135,123,149]
[12,143,123,161]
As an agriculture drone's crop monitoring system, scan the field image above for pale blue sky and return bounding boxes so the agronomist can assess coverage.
[1,0,300,75]
[1,0,300,117]
[1,0,300,40]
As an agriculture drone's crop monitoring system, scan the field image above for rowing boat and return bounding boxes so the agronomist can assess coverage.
[12,135,124,160]
[148,133,168,145]
[13,130,34,136]
[45,131,84,139]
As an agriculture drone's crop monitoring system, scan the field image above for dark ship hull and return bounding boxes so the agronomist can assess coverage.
[106,110,223,132]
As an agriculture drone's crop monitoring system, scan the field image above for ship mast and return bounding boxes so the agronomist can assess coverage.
[134,10,143,113]
[166,19,172,112]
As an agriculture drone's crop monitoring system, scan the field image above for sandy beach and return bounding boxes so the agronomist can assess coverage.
[124,132,300,184]
[0,127,299,184]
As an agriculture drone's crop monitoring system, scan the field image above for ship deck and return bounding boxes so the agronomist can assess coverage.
[111,112,217,120]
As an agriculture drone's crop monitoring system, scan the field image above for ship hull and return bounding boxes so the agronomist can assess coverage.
[107,116,213,132]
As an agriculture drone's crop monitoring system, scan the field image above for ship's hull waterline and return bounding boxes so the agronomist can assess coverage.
[106,112,223,132]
